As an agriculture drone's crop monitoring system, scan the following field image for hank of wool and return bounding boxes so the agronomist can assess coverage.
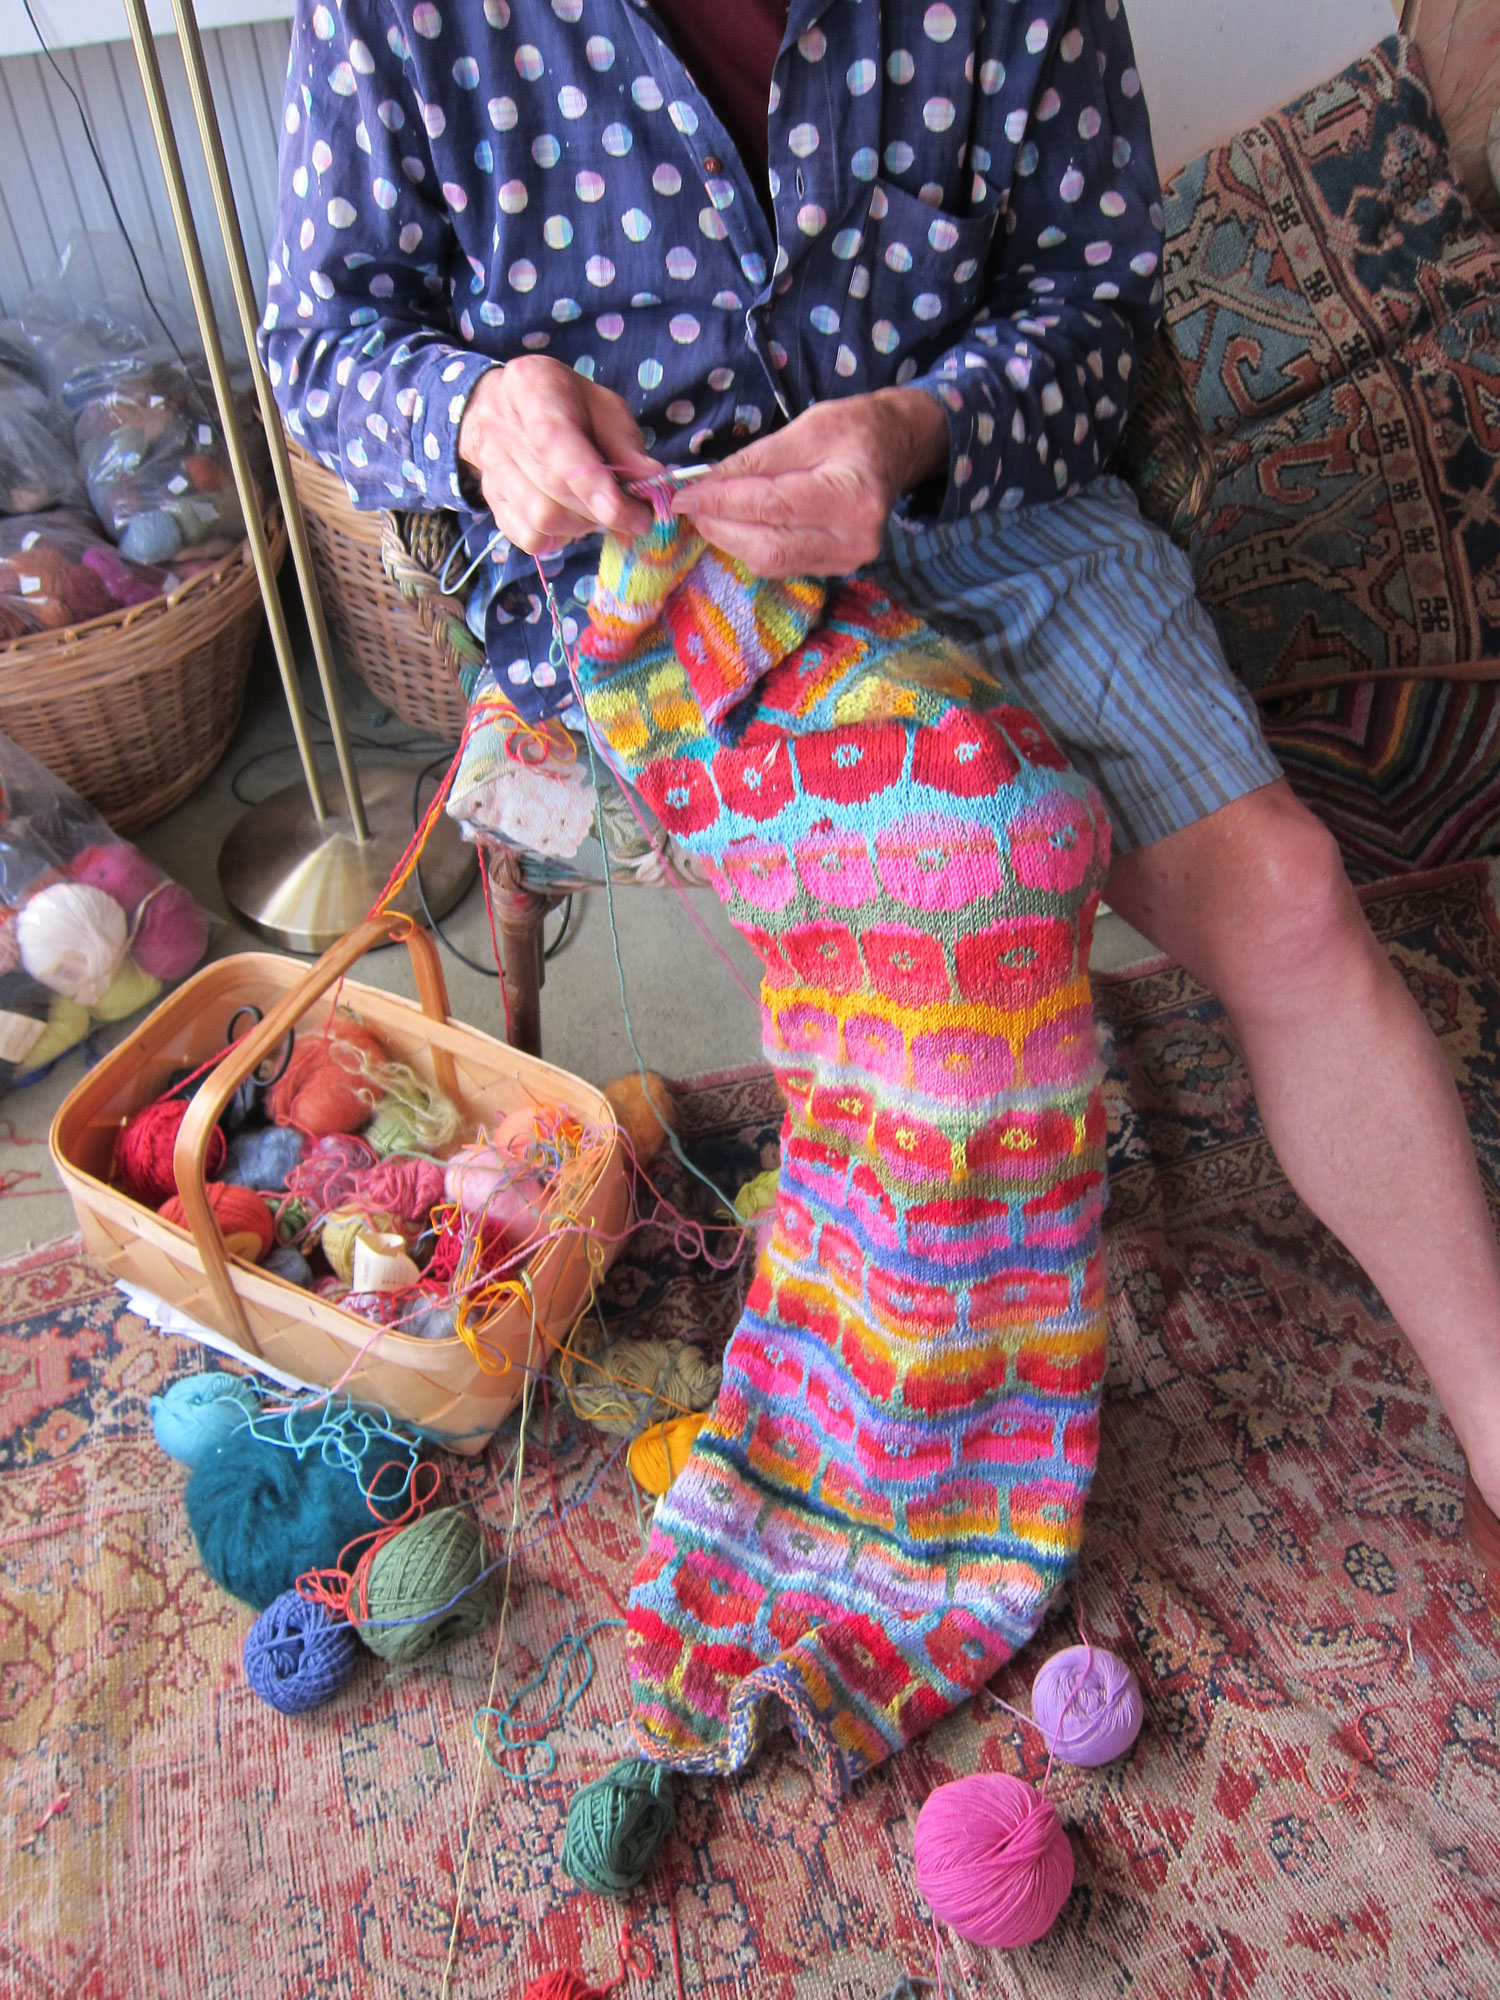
[269,1019,389,1137]
[627,1413,706,1496]
[600,1070,675,1167]
[116,1096,226,1209]
[563,1338,721,1437]
[356,1056,463,1158]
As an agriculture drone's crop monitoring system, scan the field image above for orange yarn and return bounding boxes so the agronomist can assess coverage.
[270,1021,389,1137]
[116,1097,226,1208]
[159,1182,276,1261]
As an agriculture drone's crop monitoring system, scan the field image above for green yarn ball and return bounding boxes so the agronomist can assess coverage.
[365,1102,422,1159]
[276,1197,311,1246]
[354,1506,492,1664]
[563,1759,676,1895]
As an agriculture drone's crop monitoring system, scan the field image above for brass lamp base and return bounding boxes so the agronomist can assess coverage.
[218,767,476,954]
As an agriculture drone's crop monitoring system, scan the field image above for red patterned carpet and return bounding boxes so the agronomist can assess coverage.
[2,864,1499,1999]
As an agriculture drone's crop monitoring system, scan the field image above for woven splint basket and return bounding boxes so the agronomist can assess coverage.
[50,916,629,1453]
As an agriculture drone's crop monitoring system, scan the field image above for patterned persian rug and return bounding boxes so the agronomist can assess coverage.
[2,864,1499,1999]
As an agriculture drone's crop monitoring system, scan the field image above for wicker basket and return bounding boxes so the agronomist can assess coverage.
[50,915,630,1454]
[285,439,474,738]
[0,511,286,837]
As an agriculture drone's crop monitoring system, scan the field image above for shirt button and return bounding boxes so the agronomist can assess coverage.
[703,155,723,174]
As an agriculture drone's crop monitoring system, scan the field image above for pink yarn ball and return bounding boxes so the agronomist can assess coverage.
[1031,1646,1144,1767]
[133,883,209,981]
[443,1141,548,1251]
[68,842,163,914]
[913,1773,1074,1949]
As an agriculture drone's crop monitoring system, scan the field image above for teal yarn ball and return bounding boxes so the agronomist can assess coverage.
[185,1413,397,1612]
[354,1507,492,1664]
[150,1371,259,1467]
[562,1759,676,1895]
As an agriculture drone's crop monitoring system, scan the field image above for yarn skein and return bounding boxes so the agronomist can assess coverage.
[627,1413,706,1496]
[222,1125,307,1193]
[566,1338,721,1436]
[116,1097,226,1208]
[1031,1646,1144,1767]
[131,882,210,981]
[18,994,90,1074]
[149,1371,259,1467]
[563,1758,676,1894]
[244,1588,359,1714]
[270,1020,389,1137]
[160,1183,276,1262]
[353,1507,492,1663]
[17,881,126,1006]
[359,1059,462,1157]
[913,1772,1074,1949]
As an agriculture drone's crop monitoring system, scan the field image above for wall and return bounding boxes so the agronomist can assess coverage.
[0,18,291,326]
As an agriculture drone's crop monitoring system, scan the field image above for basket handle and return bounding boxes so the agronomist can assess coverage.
[171,915,460,1352]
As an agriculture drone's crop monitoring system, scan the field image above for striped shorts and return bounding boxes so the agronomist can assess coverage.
[874,477,1283,855]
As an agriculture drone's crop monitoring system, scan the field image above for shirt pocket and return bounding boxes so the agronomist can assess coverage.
[833,179,999,385]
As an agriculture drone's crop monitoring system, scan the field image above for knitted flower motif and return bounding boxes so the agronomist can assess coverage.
[780,923,864,993]
[711,738,796,821]
[910,1024,1016,1099]
[792,824,877,908]
[1010,792,1104,894]
[923,1606,1010,1689]
[861,926,952,1006]
[953,916,1076,1005]
[672,1550,767,1634]
[874,816,1002,911]
[807,1081,875,1144]
[638,755,719,836]
[993,704,1072,772]
[817,1612,915,1703]
[964,1108,1080,1178]
[718,835,796,911]
[870,1107,954,1180]
[795,724,906,803]
[912,709,1020,797]
[1021,1004,1098,1088]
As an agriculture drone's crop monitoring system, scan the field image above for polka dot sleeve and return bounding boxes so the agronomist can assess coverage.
[257,0,498,509]
[903,0,1164,521]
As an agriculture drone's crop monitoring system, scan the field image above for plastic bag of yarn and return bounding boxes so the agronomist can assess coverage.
[0,371,86,515]
[0,507,169,635]
[0,733,212,1095]
[184,1402,416,1611]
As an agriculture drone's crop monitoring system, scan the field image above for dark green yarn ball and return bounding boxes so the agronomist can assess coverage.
[563,1758,676,1895]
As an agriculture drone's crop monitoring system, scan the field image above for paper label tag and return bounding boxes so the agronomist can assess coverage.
[0,1009,45,1065]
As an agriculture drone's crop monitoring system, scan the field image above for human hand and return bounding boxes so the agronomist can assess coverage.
[456,356,661,554]
[672,388,948,577]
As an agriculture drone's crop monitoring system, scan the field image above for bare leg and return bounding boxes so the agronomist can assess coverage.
[1106,780,1500,1511]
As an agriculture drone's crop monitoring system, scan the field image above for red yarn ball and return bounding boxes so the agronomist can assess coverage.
[116,1097,226,1208]
[159,1182,275,1262]
[522,1973,607,2000]
[270,1021,389,1137]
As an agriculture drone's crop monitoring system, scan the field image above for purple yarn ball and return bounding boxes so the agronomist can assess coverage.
[243,1589,359,1714]
[1031,1644,1144,1767]
[133,882,210,980]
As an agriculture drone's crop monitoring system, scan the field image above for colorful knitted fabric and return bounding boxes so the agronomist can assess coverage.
[576,520,1112,1796]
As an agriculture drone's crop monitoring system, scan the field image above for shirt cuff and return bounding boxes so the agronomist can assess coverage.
[408,347,502,506]
[901,360,1000,525]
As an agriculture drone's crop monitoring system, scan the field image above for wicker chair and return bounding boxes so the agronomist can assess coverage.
[381,337,1214,1055]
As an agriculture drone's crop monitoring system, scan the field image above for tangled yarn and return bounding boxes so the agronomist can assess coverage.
[353,1507,492,1664]
[285,1133,377,1214]
[627,1413,706,1496]
[116,1097,226,1208]
[269,1019,388,1137]
[149,1371,259,1466]
[359,1057,462,1157]
[244,1588,359,1714]
[350,1157,446,1236]
[1031,1645,1144,1767]
[562,1758,676,1894]
[913,1772,1074,1949]
[565,1338,721,1436]
[160,1183,276,1262]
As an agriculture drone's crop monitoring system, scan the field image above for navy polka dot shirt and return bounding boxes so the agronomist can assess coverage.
[262,0,1165,721]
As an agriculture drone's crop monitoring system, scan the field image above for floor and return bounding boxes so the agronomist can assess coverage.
[0,591,1156,1259]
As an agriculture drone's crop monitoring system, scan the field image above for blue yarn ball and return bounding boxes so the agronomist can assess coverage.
[243,1589,359,1713]
[263,1243,313,1288]
[222,1125,306,1193]
[150,1371,259,1467]
[119,508,182,565]
[185,1414,394,1611]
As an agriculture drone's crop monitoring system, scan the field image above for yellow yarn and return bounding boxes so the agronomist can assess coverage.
[320,1206,394,1286]
[90,957,163,1025]
[562,1337,721,1435]
[21,996,90,1071]
[628,1413,706,1495]
[732,1168,779,1222]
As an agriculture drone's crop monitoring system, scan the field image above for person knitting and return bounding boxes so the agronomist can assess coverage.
[263,0,1500,1790]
